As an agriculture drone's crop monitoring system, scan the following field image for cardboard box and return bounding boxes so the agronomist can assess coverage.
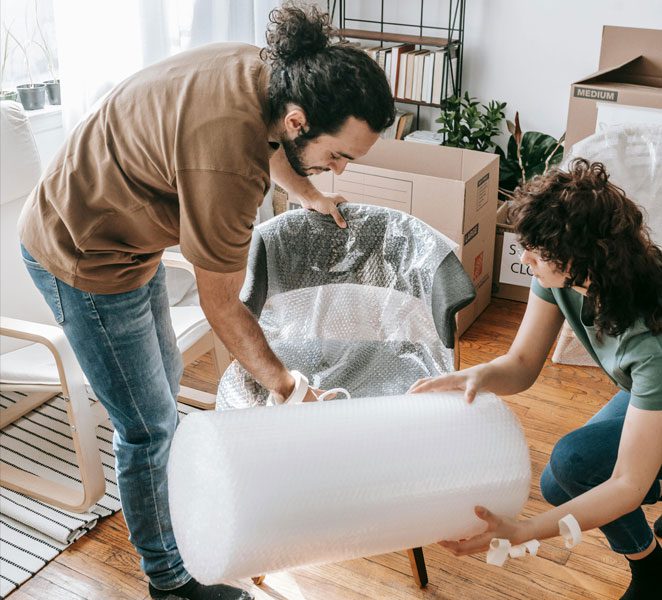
[309,139,499,335]
[493,26,662,305]
[565,25,662,151]
[491,203,531,303]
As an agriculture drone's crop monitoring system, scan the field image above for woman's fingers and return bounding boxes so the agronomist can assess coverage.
[408,374,463,394]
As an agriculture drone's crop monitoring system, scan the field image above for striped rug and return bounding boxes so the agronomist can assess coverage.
[0,390,198,598]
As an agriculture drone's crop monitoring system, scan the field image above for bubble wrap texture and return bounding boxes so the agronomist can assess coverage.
[217,205,471,409]
[564,124,662,245]
[169,392,531,583]
[553,124,662,366]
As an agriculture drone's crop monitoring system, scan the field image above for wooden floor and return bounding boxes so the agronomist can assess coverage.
[8,298,660,600]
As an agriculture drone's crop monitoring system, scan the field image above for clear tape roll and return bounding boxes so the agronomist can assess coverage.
[486,513,581,567]
[559,514,582,549]
[487,538,540,567]
[168,391,531,583]
[267,370,308,405]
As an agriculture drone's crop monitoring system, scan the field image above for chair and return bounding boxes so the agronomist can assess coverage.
[0,101,229,512]
[216,205,477,587]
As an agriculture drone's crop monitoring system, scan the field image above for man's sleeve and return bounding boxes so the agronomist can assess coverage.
[531,277,557,304]
[176,169,265,273]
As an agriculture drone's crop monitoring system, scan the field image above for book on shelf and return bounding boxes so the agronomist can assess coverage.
[412,50,429,102]
[396,112,414,139]
[422,52,434,104]
[404,50,420,99]
[389,43,415,96]
[363,45,382,61]
[431,49,445,105]
[384,51,392,84]
[375,44,397,72]
[404,130,444,145]
[380,109,414,140]
[396,49,412,98]
[359,37,459,106]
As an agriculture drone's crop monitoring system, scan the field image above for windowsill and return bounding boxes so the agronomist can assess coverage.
[25,104,63,135]
[25,104,63,120]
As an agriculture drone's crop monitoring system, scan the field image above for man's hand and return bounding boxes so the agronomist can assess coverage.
[270,385,336,403]
[297,190,348,228]
[438,506,526,556]
[408,365,487,403]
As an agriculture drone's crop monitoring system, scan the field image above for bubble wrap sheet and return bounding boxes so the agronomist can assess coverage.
[169,392,531,582]
[553,124,662,366]
[564,124,662,245]
[217,205,476,408]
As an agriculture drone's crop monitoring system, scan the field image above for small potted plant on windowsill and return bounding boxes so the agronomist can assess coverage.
[33,0,59,105]
[8,28,45,110]
[1,25,18,102]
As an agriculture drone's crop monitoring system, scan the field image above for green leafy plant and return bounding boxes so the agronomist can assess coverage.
[436,92,507,152]
[496,112,565,200]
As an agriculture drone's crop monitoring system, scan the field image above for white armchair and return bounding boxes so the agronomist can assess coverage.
[1,101,229,511]
[1,100,105,512]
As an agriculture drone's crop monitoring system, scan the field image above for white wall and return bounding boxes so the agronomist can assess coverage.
[460,0,662,139]
[324,0,662,139]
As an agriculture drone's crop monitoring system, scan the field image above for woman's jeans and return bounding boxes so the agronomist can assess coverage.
[541,390,662,554]
[21,245,188,590]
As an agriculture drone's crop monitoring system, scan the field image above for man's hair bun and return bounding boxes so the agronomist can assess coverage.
[262,3,333,65]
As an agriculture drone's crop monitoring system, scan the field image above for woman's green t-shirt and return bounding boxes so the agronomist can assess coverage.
[532,278,662,411]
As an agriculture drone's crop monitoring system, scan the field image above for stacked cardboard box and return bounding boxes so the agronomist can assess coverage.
[492,25,662,303]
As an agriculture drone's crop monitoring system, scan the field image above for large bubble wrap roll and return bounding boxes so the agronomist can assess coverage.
[168,392,530,583]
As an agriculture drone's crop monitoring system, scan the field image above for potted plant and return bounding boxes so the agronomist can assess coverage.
[8,27,45,110]
[496,112,565,201]
[436,92,507,152]
[1,24,18,102]
[33,0,59,105]
[492,112,565,300]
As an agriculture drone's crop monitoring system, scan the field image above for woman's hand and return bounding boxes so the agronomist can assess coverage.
[408,365,487,403]
[297,190,347,228]
[438,506,528,556]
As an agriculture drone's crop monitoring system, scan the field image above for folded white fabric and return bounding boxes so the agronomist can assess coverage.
[168,391,530,583]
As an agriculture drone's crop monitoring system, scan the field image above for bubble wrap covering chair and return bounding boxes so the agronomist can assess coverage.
[216,203,476,409]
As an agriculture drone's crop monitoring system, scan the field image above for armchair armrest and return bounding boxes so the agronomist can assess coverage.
[0,315,106,510]
[1,316,90,402]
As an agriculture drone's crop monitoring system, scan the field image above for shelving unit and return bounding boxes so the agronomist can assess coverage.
[329,0,466,125]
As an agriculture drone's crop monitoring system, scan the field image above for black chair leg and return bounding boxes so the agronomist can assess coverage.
[407,547,428,588]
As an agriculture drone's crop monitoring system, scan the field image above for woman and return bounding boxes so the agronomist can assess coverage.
[410,159,662,600]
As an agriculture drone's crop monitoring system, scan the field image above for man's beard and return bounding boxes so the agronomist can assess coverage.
[281,136,311,177]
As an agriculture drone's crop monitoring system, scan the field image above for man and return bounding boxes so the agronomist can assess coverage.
[19,4,395,599]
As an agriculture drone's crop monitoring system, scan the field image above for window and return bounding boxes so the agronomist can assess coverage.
[1,0,59,91]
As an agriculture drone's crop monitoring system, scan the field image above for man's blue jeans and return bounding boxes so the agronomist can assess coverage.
[21,245,189,590]
[541,390,662,555]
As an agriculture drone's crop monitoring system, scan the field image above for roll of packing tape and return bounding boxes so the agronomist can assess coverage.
[486,538,540,567]
[316,388,351,401]
[559,514,582,549]
[267,370,309,405]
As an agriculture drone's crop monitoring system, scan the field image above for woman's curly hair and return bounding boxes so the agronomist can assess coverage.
[260,2,395,136]
[510,158,662,339]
